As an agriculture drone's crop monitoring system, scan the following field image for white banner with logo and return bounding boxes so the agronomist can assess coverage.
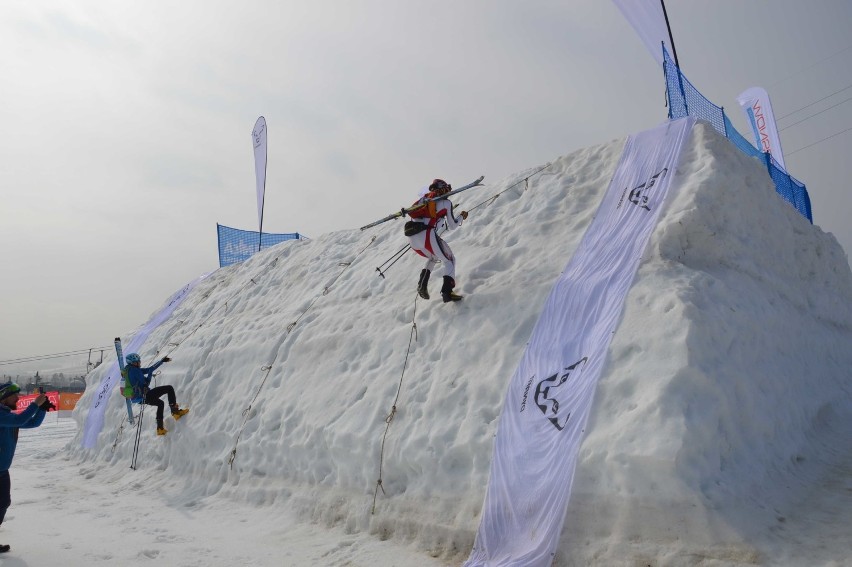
[736,87,786,171]
[81,272,210,448]
[611,0,670,66]
[464,117,696,566]
[252,116,268,237]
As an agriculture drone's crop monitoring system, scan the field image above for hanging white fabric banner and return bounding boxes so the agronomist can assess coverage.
[252,116,268,237]
[81,272,210,449]
[464,117,696,567]
[611,0,670,66]
[736,87,787,171]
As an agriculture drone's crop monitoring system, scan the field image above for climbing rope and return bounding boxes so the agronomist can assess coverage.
[228,235,379,468]
[228,365,273,468]
[110,416,127,455]
[154,257,284,361]
[465,162,552,214]
[372,293,419,514]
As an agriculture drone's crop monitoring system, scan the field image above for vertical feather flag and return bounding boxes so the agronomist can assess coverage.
[737,87,787,171]
[252,116,268,250]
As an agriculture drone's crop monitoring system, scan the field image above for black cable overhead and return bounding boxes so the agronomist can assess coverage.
[777,84,852,121]
[0,346,112,366]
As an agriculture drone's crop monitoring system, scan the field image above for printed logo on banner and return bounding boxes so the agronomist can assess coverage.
[617,167,669,211]
[253,121,266,149]
[529,357,588,431]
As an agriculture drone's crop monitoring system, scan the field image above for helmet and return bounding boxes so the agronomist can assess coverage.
[429,179,451,194]
[126,353,141,364]
[0,382,21,401]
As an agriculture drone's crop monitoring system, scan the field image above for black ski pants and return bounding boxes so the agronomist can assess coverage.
[0,470,10,525]
[144,385,177,426]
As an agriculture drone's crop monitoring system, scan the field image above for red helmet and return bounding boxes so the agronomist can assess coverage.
[429,179,451,194]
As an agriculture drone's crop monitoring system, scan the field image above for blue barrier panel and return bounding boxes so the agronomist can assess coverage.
[663,48,812,223]
[217,224,303,267]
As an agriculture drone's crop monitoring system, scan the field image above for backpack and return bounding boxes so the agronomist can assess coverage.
[121,368,134,399]
[408,192,440,220]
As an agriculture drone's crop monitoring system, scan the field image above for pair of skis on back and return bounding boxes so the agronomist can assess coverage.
[359,176,485,231]
[114,338,187,428]
[114,337,135,424]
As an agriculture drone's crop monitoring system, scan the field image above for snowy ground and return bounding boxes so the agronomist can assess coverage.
[7,418,448,566]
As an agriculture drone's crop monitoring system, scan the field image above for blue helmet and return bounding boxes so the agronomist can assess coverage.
[126,353,141,364]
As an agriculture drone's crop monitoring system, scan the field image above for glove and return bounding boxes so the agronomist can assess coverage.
[39,399,56,412]
[162,357,172,363]
[460,211,468,220]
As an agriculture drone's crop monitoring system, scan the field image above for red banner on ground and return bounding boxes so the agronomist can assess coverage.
[14,391,60,413]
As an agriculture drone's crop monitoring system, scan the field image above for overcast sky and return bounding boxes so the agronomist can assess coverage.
[2,0,851,362]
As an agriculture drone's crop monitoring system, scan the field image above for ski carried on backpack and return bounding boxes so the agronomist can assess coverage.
[359,175,484,231]
[114,337,134,424]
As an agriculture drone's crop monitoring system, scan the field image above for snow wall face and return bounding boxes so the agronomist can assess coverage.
[69,121,852,565]
[560,122,852,564]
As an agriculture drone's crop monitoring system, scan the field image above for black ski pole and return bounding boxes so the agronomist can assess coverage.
[377,246,412,278]
[130,403,145,470]
[376,244,411,278]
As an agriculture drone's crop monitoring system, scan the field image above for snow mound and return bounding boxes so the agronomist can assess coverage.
[71,122,852,565]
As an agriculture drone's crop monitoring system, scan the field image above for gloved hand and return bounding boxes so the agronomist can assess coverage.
[162,356,172,363]
[39,399,56,412]
[460,211,468,220]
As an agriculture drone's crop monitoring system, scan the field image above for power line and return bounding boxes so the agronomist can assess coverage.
[787,126,852,157]
[779,96,852,132]
[0,346,112,366]
[777,84,852,121]
[768,43,852,89]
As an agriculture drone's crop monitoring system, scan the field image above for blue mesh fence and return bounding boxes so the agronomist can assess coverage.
[663,48,812,222]
[217,224,304,267]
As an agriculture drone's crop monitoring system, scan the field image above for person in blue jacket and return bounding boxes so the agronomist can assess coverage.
[0,382,53,554]
[125,353,189,436]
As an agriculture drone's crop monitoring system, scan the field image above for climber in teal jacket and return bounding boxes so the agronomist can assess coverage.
[124,353,189,436]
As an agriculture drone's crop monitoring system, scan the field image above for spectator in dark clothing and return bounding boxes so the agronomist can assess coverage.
[0,382,53,553]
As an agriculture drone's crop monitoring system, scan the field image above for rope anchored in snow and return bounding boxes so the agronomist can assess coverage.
[372,294,419,514]
[228,365,273,468]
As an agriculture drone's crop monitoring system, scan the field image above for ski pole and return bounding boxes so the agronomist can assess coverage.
[130,402,145,470]
[376,244,411,278]
[376,246,412,278]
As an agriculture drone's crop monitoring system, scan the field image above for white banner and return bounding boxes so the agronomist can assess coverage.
[81,272,210,448]
[464,117,696,566]
[736,87,786,171]
[252,116,268,236]
[611,0,670,66]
